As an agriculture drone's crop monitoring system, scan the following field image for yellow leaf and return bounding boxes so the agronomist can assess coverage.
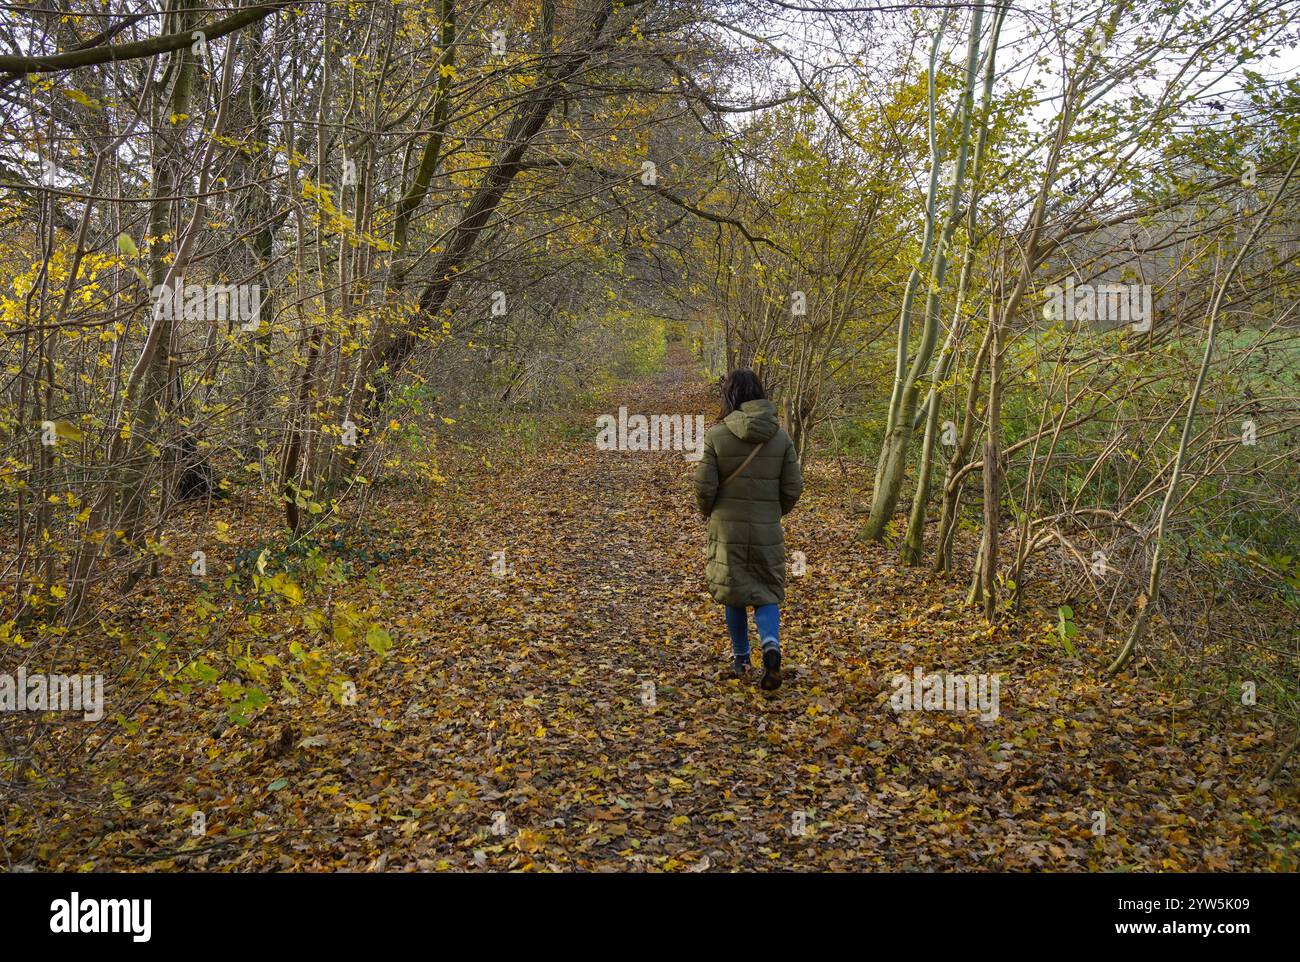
[62,88,101,109]
[514,829,544,853]
[49,420,83,442]
[279,578,303,605]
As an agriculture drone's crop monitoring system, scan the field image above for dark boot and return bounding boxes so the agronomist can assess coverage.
[760,641,781,691]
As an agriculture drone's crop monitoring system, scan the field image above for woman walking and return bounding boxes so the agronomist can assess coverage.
[694,370,803,689]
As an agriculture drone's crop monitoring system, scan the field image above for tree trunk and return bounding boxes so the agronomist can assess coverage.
[901,3,1005,564]
[864,2,986,541]
[973,295,1004,620]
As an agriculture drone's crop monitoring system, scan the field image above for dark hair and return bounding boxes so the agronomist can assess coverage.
[719,369,767,420]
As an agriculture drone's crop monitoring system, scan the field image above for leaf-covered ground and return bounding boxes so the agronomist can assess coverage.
[11,351,1298,871]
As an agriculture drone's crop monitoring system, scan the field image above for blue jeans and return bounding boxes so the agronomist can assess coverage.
[725,604,779,659]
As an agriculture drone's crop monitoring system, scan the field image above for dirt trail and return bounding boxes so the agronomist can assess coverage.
[319,346,1283,871]
[43,346,1291,871]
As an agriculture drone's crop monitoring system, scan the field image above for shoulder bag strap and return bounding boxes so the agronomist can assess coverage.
[720,437,769,488]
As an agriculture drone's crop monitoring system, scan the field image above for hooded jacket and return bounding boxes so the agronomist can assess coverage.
[694,399,803,606]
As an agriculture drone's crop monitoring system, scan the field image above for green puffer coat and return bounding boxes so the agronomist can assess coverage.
[694,399,803,607]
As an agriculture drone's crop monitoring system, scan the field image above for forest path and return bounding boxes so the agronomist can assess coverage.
[58,346,1288,871]
[294,345,1275,871]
